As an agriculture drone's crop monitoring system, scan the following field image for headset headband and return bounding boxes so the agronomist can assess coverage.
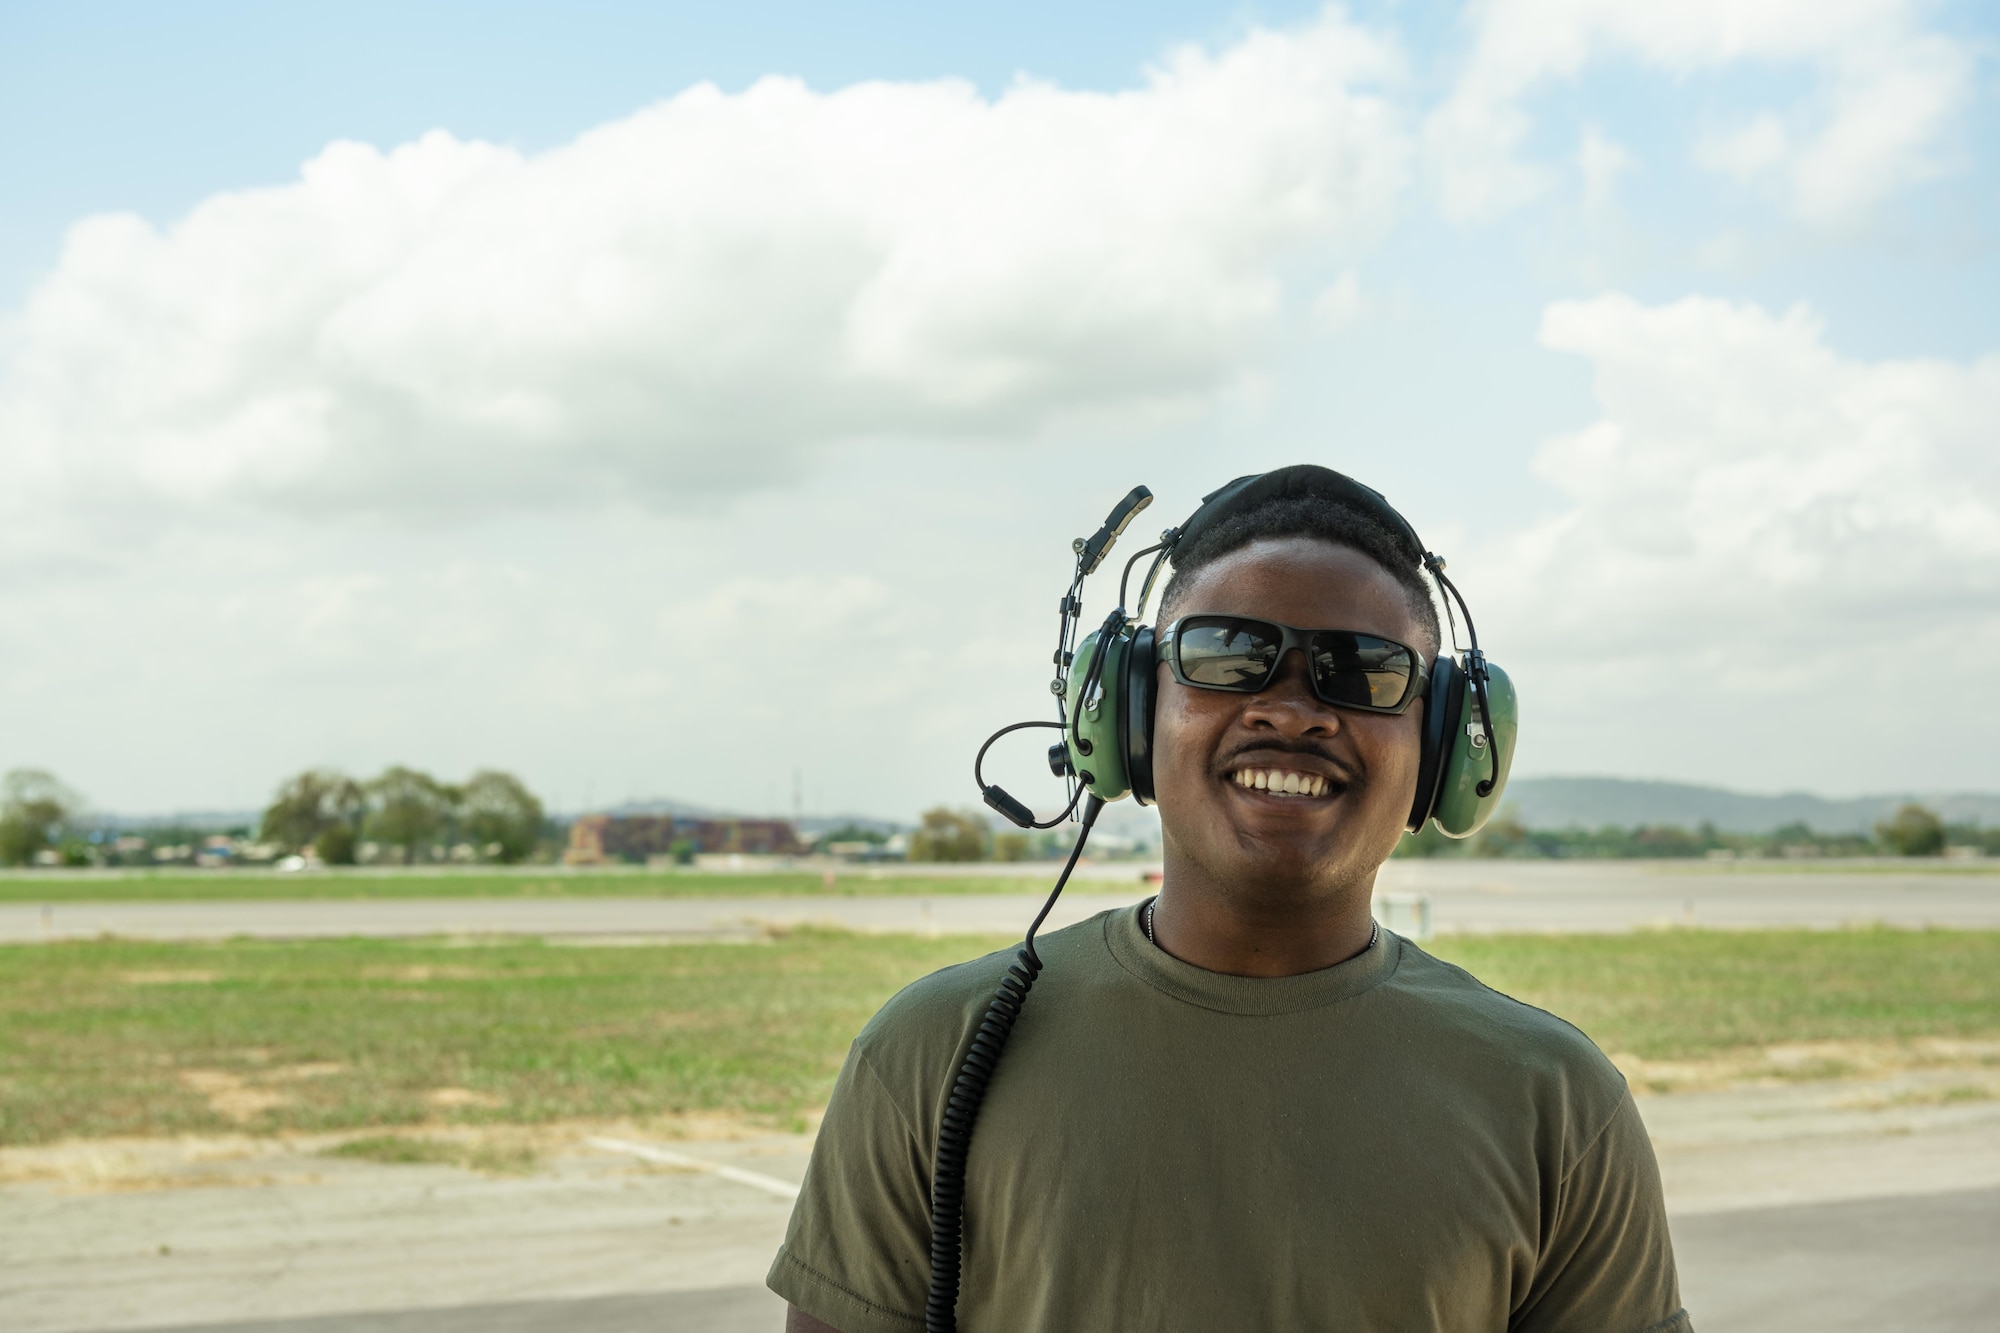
[1167,465,1426,570]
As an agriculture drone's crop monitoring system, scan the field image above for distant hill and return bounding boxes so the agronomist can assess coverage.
[601,796,727,820]
[88,809,263,832]
[601,798,907,838]
[1506,777,2000,835]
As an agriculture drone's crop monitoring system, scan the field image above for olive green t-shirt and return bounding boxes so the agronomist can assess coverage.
[769,904,1690,1333]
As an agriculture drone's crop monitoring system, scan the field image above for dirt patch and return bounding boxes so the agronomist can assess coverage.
[572,1010,718,1038]
[359,964,490,982]
[424,1087,503,1109]
[1613,1037,2000,1094]
[1834,1078,2000,1111]
[322,1133,538,1174]
[0,1133,315,1192]
[174,1063,344,1120]
[267,1061,347,1082]
[120,969,220,985]
[179,1070,293,1121]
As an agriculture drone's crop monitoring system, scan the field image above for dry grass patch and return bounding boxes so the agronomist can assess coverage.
[1610,1037,2000,1094]
[322,1133,538,1175]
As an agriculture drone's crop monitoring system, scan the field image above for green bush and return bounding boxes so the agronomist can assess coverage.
[1877,804,1946,857]
[909,807,989,862]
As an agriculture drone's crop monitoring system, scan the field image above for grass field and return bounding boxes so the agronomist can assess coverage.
[0,868,1087,903]
[3,927,1996,1146]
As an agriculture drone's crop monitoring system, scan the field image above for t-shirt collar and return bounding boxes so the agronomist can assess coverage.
[1105,897,1400,1016]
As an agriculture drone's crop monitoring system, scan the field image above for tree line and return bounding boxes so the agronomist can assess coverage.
[2,769,1991,869]
[259,766,545,864]
[0,765,545,867]
[1395,802,1994,860]
[905,807,1062,863]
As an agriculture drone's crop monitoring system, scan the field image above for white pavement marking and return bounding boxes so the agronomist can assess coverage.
[585,1136,801,1200]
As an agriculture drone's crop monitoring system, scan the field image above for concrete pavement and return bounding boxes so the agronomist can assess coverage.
[6,861,1997,942]
[9,1066,2000,1333]
[105,1289,785,1333]
[1676,1187,2000,1333]
[94,1187,2000,1333]
[1377,860,2000,933]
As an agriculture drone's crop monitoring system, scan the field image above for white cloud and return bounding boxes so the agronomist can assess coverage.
[1695,113,1790,183]
[1485,293,2000,785]
[0,10,1406,539]
[1576,125,1634,211]
[1309,269,1369,331]
[1427,0,1970,223]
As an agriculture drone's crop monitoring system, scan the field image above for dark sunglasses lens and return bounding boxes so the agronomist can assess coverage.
[1176,619,1281,690]
[1310,633,1416,709]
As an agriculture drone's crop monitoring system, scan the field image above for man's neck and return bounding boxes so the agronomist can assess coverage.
[1149,855,1378,978]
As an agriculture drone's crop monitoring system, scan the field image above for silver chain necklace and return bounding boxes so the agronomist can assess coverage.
[1143,897,1379,953]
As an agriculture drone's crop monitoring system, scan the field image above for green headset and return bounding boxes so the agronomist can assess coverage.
[978,463,1516,839]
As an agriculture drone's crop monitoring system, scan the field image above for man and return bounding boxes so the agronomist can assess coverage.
[771,476,1690,1331]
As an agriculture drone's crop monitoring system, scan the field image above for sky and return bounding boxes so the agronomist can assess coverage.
[1,0,1996,820]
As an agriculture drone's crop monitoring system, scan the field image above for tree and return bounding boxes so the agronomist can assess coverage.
[459,769,544,863]
[260,769,364,852]
[363,766,455,864]
[1468,816,1533,859]
[315,823,359,866]
[0,768,83,867]
[1877,803,1945,857]
[909,807,990,863]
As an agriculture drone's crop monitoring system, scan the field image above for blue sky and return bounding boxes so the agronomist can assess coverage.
[1,1,1996,817]
[0,0,1326,300]
[8,1,1993,351]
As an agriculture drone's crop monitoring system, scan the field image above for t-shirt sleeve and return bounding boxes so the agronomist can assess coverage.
[1511,1092,1693,1333]
[767,1041,932,1333]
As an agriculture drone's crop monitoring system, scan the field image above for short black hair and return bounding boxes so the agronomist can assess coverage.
[1157,492,1443,656]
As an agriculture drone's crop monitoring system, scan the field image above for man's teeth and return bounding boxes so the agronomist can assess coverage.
[1230,769,1332,798]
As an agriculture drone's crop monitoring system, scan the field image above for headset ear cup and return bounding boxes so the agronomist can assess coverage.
[1407,656,1463,833]
[1068,622,1137,802]
[1123,625,1158,804]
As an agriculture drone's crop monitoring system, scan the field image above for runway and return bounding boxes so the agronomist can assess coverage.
[5,862,1996,943]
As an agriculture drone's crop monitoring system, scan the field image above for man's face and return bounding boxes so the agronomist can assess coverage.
[1152,537,1428,899]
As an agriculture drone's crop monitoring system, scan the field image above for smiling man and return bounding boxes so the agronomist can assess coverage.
[770,468,1690,1332]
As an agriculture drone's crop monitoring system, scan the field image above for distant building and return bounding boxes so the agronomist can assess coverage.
[563,814,803,866]
[564,816,608,866]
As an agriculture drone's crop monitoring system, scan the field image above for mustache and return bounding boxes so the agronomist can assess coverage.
[1214,739,1360,785]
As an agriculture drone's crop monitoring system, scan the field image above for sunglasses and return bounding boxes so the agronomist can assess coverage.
[1161,615,1430,714]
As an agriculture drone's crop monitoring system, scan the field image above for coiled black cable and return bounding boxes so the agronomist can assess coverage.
[925,794,1105,1333]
